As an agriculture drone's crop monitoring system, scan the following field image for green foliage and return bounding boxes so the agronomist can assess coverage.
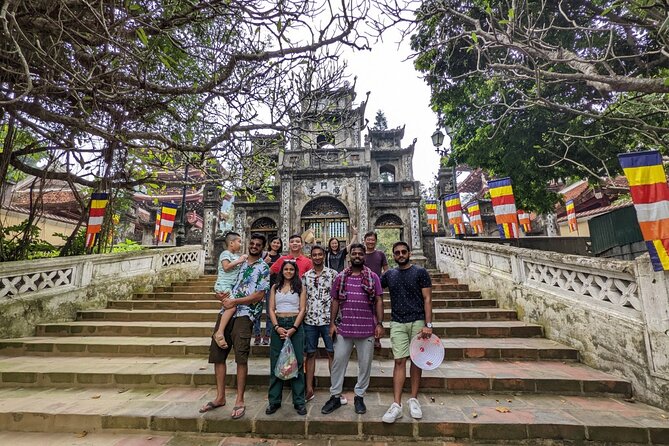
[375,228,400,268]
[373,110,388,130]
[409,0,669,212]
[111,239,143,253]
[0,220,55,262]
[53,229,87,257]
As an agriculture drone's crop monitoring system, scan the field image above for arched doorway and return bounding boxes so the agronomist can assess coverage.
[251,217,278,240]
[374,214,405,266]
[301,197,350,245]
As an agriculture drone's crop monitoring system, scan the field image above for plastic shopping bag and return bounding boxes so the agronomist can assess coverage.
[274,337,298,380]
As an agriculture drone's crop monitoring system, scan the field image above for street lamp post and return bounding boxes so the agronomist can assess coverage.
[175,162,189,247]
[431,127,457,197]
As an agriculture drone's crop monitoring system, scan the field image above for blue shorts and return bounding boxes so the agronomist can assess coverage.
[304,323,334,354]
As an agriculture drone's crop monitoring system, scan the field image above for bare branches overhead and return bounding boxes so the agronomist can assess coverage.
[0,0,371,189]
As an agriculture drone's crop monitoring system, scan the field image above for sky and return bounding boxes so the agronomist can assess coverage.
[343,31,445,188]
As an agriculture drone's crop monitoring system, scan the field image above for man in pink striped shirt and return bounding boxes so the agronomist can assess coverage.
[320,244,384,415]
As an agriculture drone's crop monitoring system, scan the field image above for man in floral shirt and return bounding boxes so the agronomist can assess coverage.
[302,245,338,402]
[202,233,269,420]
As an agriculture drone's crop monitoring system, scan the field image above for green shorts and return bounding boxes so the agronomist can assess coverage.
[389,320,425,359]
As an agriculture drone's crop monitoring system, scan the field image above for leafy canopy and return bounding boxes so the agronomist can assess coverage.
[372,0,669,211]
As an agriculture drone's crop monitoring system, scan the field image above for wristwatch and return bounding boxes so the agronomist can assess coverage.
[425,322,433,328]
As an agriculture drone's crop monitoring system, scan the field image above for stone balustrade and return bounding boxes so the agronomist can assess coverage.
[0,246,204,338]
[436,237,669,410]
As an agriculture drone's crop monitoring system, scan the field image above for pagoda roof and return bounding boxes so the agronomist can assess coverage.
[368,125,405,139]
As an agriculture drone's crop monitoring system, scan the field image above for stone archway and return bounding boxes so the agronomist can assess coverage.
[251,217,278,240]
[301,196,350,245]
[374,214,405,264]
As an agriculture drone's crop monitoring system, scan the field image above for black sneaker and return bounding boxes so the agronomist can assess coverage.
[354,396,366,414]
[265,403,281,415]
[295,404,307,416]
[321,395,342,414]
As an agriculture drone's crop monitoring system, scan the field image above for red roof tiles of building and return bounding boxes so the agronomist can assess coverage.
[556,198,633,223]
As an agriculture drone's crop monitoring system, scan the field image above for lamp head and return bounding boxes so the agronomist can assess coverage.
[431,129,445,148]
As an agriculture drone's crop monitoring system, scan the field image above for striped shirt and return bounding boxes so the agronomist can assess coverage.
[331,273,382,338]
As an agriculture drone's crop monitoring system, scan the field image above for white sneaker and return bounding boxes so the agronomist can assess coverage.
[408,397,422,419]
[340,396,348,405]
[382,402,403,423]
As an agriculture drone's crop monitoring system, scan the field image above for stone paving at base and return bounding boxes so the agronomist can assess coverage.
[0,387,668,443]
[0,432,588,446]
[0,355,630,394]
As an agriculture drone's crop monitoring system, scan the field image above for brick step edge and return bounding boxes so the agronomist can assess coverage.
[35,327,551,340]
[0,371,631,396]
[2,339,572,357]
[0,405,664,443]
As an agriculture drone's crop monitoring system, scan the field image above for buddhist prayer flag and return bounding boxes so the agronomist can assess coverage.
[488,177,519,239]
[425,200,438,233]
[158,202,179,243]
[154,210,161,241]
[85,192,109,249]
[445,193,466,235]
[618,150,669,271]
[518,209,531,233]
[467,201,483,234]
[566,200,578,233]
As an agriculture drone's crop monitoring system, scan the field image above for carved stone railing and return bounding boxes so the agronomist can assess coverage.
[435,237,669,410]
[0,246,204,338]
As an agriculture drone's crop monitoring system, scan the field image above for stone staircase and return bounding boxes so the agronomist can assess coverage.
[1,271,668,443]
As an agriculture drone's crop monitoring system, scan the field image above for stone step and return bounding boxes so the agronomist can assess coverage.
[1,336,571,360]
[1,386,665,443]
[38,319,532,338]
[157,281,469,293]
[0,356,626,395]
[104,298,495,313]
[74,308,517,322]
[0,432,340,446]
[136,290,482,300]
[177,272,453,285]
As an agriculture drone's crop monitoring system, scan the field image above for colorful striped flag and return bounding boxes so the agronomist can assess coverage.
[154,210,161,241]
[85,192,109,249]
[467,201,483,234]
[566,200,578,233]
[425,200,439,232]
[158,203,179,243]
[518,209,531,233]
[445,193,466,235]
[488,177,519,239]
[618,150,669,271]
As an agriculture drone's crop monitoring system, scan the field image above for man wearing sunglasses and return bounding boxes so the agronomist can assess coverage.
[380,241,433,424]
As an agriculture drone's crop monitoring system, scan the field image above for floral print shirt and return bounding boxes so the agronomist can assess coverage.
[302,266,338,326]
[230,257,270,322]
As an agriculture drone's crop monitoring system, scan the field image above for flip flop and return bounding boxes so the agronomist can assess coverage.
[199,401,225,413]
[231,405,246,419]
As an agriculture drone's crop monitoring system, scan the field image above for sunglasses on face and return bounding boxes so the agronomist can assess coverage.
[393,249,409,255]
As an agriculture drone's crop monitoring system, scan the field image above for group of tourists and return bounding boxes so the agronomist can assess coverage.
[200,230,433,424]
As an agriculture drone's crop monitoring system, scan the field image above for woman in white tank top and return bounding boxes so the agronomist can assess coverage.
[266,260,307,415]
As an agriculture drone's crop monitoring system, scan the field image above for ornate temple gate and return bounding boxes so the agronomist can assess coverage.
[301,197,350,244]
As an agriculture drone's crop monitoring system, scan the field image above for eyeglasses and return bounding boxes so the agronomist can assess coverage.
[393,249,409,255]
